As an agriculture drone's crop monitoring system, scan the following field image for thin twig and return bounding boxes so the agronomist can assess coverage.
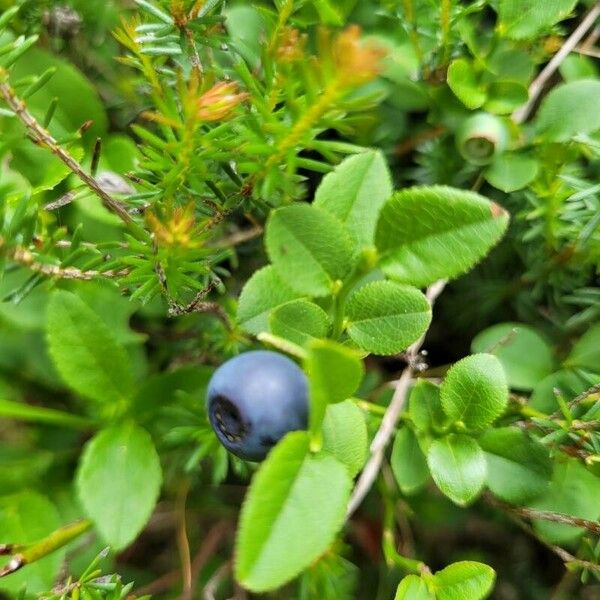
[135,521,230,597]
[347,280,446,517]
[203,561,231,600]
[0,75,132,224]
[500,509,600,574]
[213,226,263,248]
[0,240,128,280]
[0,520,92,578]
[512,1,600,123]
[574,44,600,58]
[176,483,192,597]
[487,496,600,535]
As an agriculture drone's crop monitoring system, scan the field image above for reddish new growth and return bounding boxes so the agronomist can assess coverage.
[197,82,249,122]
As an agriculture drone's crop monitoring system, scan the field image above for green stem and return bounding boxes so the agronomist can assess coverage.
[355,399,387,416]
[331,266,367,339]
[382,490,427,575]
[1,520,92,578]
[263,77,343,172]
[0,399,94,429]
[440,0,452,65]
[402,0,424,73]
[257,332,307,359]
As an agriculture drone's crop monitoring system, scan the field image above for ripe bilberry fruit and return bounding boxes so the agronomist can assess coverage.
[206,350,309,461]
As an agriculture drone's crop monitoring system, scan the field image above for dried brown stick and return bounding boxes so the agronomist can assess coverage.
[0,77,132,224]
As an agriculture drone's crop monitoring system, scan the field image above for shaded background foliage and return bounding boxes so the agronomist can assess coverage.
[0,0,599,599]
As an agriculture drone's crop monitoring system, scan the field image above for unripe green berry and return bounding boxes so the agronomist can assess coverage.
[456,112,509,166]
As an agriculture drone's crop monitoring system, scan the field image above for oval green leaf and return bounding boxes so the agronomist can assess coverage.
[391,426,430,494]
[346,281,431,355]
[564,324,600,371]
[433,561,496,600]
[46,290,134,406]
[485,154,539,193]
[322,400,368,478]
[409,379,447,433]
[314,150,392,249]
[266,204,355,297]
[447,58,486,109]
[471,322,553,390]
[305,339,364,434]
[375,186,509,287]
[427,434,487,506]
[235,431,351,592]
[535,79,600,141]
[479,427,552,504]
[270,299,331,346]
[76,422,162,550]
[395,574,435,600]
[237,266,302,334]
[440,354,508,429]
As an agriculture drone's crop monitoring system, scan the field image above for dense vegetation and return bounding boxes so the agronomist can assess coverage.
[0,0,599,598]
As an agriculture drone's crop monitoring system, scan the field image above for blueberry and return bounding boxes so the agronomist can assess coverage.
[206,350,309,461]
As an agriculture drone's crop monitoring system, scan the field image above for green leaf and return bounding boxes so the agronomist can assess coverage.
[486,48,534,85]
[265,204,355,297]
[471,322,553,391]
[235,432,351,592]
[76,422,162,550]
[313,0,344,25]
[433,561,496,600]
[314,150,392,249]
[479,427,552,503]
[564,324,600,371]
[75,281,146,345]
[496,0,577,39]
[0,492,62,594]
[10,47,107,139]
[237,266,302,335]
[375,186,509,287]
[485,154,539,193]
[559,54,598,82]
[270,300,331,346]
[322,400,368,478]
[535,79,600,141]
[529,370,597,412]
[304,339,364,435]
[484,81,528,115]
[440,354,508,429]
[46,290,134,406]
[391,426,429,494]
[395,575,435,600]
[132,365,213,415]
[427,434,487,506]
[345,281,431,355]
[528,459,600,545]
[447,58,486,109]
[409,379,447,433]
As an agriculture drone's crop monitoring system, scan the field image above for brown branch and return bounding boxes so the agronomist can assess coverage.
[0,74,132,224]
[0,240,128,280]
[499,508,600,574]
[203,561,231,600]
[488,496,600,536]
[176,483,192,597]
[135,521,230,597]
[347,280,446,517]
[213,225,263,248]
